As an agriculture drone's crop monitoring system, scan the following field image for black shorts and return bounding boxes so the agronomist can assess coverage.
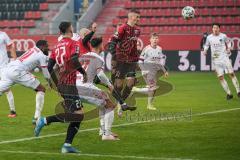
[115,61,137,79]
[57,84,82,113]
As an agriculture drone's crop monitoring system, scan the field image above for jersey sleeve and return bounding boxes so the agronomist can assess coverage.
[203,36,210,52]
[39,53,50,79]
[4,32,13,46]
[223,34,231,49]
[95,58,104,72]
[116,25,125,40]
[139,47,147,61]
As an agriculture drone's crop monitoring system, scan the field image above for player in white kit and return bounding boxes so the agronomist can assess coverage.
[0,40,50,122]
[203,23,240,100]
[132,33,168,110]
[0,31,17,117]
[76,37,120,140]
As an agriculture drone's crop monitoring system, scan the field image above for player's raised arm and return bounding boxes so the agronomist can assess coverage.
[4,32,17,60]
[203,36,210,55]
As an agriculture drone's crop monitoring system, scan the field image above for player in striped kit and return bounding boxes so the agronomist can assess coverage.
[0,31,17,117]
[203,23,240,100]
[132,33,168,110]
[0,40,50,122]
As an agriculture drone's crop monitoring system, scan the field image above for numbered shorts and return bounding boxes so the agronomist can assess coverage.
[57,84,82,113]
[139,63,162,87]
[0,66,40,94]
[213,58,234,77]
[115,61,137,79]
[76,82,107,107]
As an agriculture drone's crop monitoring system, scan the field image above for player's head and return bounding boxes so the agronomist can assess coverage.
[59,21,73,37]
[128,9,140,26]
[150,33,159,47]
[212,23,220,35]
[36,40,49,56]
[79,28,90,38]
[90,37,103,53]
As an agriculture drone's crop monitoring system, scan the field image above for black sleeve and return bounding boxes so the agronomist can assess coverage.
[71,53,86,75]
[82,31,95,46]
[47,58,58,86]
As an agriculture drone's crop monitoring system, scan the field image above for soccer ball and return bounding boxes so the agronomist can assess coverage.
[182,6,195,20]
[34,68,40,73]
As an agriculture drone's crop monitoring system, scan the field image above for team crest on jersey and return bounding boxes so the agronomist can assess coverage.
[134,29,140,36]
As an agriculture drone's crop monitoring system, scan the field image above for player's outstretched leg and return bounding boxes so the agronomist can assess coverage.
[6,90,16,118]
[218,75,233,100]
[229,73,240,98]
[32,84,46,124]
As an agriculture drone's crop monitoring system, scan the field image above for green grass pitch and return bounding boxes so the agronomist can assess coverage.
[0,72,239,160]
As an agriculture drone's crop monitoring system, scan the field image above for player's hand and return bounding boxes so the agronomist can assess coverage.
[108,85,114,93]
[164,72,169,78]
[91,22,97,32]
[226,48,231,54]
[202,51,207,55]
[83,73,88,83]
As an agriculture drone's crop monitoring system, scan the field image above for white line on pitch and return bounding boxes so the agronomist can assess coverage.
[0,107,239,145]
[0,150,195,160]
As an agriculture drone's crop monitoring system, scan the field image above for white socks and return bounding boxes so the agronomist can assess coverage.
[99,107,105,135]
[220,79,231,95]
[6,90,15,112]
[148,96,153,106]
[34,91,45,119]
[231,76,240,93]
[133,87,149,94]
[103,108,114,136]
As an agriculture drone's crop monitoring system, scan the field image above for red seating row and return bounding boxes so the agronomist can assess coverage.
[106,25,239,34]
[125,0,240,9]
[0,20,36,28]
[113,16,240,26]
[118,7,240,17]
[39,3,48,10]
[1,28,29,35]
[24,11,41,19]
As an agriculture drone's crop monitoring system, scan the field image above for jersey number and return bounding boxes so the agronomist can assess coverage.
[55,46,66,66]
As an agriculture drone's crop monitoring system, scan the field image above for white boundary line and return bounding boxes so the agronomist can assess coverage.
[0,150,194,160]
[0,107,239,145]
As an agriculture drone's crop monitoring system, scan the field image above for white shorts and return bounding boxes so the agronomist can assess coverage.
[76,82,107,107]
[139,63,161,87]
[0,65,40,93]
[213,58,234,77]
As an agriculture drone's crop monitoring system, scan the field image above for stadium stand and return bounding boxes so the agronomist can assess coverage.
[99,0,240,35]
[0,0,66,35]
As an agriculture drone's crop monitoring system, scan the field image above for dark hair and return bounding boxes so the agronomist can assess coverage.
[150,32,158,37]
[90,37,103,48]
[36,40,48,48]
[129,9,140,14]
[212,23,220,28]
[59,21,71,34]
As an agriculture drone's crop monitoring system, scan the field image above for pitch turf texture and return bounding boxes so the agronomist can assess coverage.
[0,72,239,160]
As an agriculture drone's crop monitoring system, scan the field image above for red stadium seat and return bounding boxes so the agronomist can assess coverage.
[172,26,179,33]
[224,16,233,24]
[214,16,223,24]
[149,18,157,25]
[152,26,159,33]
[201,8,209,16]
[142,26,151,34]
[221,25,227,32]
[205,17,213,24]
[195,0,205,7]
[215,0,225,7]
[39,3,48,11]
[225,0,235,7]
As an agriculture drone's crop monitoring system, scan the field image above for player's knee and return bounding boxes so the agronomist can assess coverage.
[229,73,235,78]
[218,76,224,81]
[35,84,46,93]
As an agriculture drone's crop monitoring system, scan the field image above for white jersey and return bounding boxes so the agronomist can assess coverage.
[204,33,231,62]
[139,45,165,65]
[77,52,104,83]
[8,46,49,79]
[0,31,13,68]
[58,33,80,42]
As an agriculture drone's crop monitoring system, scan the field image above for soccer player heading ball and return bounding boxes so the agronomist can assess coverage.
[203,23,240,100]
[109,9,141,116]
